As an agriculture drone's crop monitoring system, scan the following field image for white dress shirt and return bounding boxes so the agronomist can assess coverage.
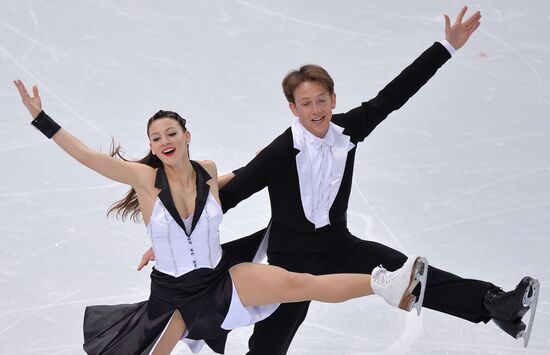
[290,40,455,229]
[292,120,355,229]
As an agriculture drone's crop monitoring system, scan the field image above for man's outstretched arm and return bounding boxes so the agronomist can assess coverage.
[218,132,290,213]
[218,171,235,190]
[333,6,481,141]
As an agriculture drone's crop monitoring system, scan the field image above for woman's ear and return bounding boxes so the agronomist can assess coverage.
[185,130,191,144]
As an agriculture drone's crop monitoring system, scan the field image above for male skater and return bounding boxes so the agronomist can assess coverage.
[140,6,539,353]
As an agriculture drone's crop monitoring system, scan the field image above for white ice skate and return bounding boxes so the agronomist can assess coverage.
[371,256,429,315]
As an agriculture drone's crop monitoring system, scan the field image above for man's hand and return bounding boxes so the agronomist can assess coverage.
[137,247,155,271]
[445,6,481,50]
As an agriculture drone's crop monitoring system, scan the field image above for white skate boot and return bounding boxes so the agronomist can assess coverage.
[371,256,429,315]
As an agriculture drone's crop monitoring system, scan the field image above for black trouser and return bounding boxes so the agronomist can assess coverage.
[246,231,496,355]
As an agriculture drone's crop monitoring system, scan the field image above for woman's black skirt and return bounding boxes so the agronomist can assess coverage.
[83,257,234,354]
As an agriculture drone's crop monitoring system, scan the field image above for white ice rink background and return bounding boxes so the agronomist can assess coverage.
[0,1,549,354]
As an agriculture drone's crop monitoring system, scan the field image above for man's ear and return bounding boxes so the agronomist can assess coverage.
[331,92,337,109]
[289,102,298,117]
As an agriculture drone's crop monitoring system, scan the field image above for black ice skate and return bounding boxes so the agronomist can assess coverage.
[484,277,540,348]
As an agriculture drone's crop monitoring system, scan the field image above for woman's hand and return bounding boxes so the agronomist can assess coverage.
[13,79,43,119]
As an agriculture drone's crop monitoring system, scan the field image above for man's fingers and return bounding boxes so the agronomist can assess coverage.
[137,249,156,271]
[15,80,26,94]
[444,14,451,31]
[20,83,30,99]
[138,253,154,271]
[470,21,481,34]
[137,256,148,271]
[464,11,481,27]
[455,6,468,24]
[466,19,481,34]
[32,84,39,98]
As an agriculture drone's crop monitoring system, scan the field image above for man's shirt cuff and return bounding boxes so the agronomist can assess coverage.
[440,39,457,56]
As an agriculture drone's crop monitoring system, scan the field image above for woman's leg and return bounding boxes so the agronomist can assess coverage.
[151,310,186,355]
[229,262,373,307]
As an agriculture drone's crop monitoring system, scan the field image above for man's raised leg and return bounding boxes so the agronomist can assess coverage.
[323,234,495,323]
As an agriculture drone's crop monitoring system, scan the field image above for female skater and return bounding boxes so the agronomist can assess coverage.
[14,80,428,355]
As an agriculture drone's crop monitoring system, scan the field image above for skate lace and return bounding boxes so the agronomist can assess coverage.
[484,287,506,306]
[372,265,397,284]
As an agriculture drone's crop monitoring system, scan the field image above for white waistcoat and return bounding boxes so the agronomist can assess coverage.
[147,192,223,277]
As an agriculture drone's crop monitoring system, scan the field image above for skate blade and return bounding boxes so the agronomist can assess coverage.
[522,278,540,348]
[493,318,525,338]
[406,257,428,316]
[399,293,416,311]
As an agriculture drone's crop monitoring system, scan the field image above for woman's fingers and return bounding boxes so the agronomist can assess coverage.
[13,79,29,100]
[13,79,42,117]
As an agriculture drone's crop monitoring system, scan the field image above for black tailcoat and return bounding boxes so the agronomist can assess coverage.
[220,42,495,355]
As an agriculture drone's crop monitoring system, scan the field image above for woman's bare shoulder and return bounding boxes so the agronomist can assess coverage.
[196,159,218,179]
[131,163,158,191]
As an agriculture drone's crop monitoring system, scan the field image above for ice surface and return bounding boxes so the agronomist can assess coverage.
[1,1,549,354]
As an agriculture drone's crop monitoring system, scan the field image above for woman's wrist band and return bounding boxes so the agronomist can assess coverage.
[31,111,61,139]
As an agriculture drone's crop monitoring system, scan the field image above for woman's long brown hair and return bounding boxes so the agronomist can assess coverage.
[107,110,187,222]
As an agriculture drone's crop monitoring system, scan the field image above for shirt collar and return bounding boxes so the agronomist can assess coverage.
[296,120,335,149]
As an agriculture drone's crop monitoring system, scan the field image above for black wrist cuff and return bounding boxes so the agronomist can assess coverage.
[31,111,61,139]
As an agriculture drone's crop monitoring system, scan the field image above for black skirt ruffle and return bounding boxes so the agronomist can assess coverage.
[83,257,233,354]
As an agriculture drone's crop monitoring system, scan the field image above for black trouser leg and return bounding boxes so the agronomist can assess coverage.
[246,231,497,354]
[246,245,326,355]
[324,234,495,323]
[221,228,267,265]
[246,301,310,355]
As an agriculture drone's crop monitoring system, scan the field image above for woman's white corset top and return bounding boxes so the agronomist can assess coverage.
[147,193,223,277]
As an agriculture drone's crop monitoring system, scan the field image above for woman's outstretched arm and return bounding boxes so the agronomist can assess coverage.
[14,80,151,187]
